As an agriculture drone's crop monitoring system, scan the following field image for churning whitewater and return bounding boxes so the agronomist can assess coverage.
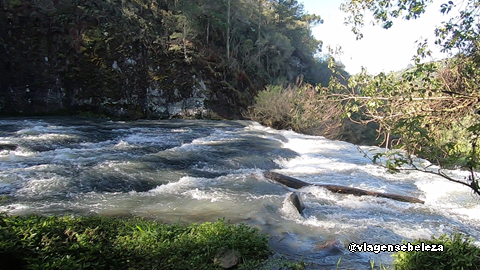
[0,117,479,268]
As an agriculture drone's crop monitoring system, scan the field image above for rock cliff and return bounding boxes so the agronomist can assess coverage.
[0,0,250,119]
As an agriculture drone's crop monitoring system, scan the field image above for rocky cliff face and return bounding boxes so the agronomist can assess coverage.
[0,0,245,119]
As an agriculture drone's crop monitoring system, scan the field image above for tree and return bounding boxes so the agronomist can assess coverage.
[226,0,231,62]
[340,0,479,55]
[252,0,323,81]
[322,0,480,195]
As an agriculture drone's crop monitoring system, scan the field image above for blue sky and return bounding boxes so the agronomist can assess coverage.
[300,0,453,74]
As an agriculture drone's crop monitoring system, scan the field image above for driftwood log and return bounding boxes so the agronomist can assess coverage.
[264,171,425,204]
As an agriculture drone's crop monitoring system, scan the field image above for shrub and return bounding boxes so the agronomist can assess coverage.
[247,80,343,137]
[393,233,480,270]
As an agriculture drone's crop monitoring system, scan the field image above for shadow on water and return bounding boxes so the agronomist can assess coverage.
[0,117,299,197]
[146,136,298,171]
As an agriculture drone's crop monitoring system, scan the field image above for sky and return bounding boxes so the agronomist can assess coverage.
[300,0,455,75]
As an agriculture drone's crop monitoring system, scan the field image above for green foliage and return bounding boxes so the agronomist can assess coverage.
[0,214,270,270]
[163,0,326,86]
[393,233,480,270]
[323,55,480,194]
[1,0,336,118]
[341,0,435,40]
[318,0,480,195]
[255,256,307,270]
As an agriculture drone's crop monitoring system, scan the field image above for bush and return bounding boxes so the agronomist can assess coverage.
[393,233,480,270]
[0,214,270,270]
[247,80,343,137]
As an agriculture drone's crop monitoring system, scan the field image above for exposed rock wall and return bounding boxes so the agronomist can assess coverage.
[0,0,236,119]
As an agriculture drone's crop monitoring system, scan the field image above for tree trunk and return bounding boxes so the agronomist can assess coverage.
[264,171,425,204]
[226,0,230,62]
[183,18,187,59]
[257,0,262,42]
[256,0,262,66]
[206,20,210,45]
[182,0,187,59]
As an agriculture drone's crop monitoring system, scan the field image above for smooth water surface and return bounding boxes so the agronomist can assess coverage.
[1,117,479,269]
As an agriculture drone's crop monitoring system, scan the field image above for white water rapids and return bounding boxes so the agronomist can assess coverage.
[0,117,479,269]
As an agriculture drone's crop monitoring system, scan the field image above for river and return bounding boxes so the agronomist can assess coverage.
[0,117,479,269]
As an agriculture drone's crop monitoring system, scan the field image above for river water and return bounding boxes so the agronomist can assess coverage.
[0,117,479,269]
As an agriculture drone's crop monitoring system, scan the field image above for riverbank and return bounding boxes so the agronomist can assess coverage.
[0,214,279,270]
[2,213,479,270]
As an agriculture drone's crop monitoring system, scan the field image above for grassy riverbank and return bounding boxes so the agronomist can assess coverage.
[2,214,479,269]
[0,214,273,270]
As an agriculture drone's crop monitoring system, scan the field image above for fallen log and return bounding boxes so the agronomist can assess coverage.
[264,171,425,204]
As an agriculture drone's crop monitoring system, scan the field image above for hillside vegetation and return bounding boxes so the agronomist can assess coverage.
[0,0,340,119]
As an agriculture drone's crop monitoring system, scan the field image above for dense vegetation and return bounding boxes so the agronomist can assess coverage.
[247,79,344,137]
[0,214,271,270]
[324,0,480,195]
[0,0,342,118]
[1,213,478,270]
[393,233,480,270]
[252,0,480,195]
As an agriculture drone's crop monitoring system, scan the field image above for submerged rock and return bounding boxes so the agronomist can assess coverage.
[315,239,344,256]
[0,144,17,151]
[288,191,305,215]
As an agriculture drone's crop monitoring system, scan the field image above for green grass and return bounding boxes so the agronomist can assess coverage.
[4,214,476,270]
[393,233,480,270]
[0,214,271,270]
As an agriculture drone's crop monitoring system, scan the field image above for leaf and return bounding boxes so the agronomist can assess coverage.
[372,153,383,164]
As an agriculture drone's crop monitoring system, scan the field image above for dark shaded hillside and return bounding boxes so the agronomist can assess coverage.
[0,0,334,119]
[1,0,223,118]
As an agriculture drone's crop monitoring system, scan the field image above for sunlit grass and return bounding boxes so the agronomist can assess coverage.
[0,214,270,269]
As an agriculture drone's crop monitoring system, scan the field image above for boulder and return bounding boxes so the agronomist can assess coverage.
[289,191,305,214]
[315,239,343,255]
[0,144,17,151]
[214,248,241,269]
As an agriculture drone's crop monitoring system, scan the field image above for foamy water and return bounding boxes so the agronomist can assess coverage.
[0,117,479,268]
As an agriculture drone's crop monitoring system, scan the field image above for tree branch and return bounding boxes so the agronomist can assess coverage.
[358,147,480,197]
